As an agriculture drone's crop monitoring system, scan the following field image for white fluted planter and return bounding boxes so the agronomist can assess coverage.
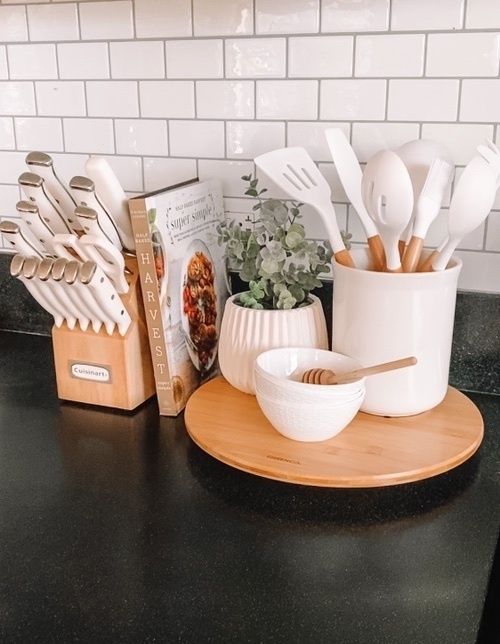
[218,294,328,395]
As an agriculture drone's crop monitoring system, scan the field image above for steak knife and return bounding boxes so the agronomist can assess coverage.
[0,219,47,257]
[19,172,73,235]
[64,260,110,335]
[51,257,90,331]
[16,200,57,256]
[70,176,122,248]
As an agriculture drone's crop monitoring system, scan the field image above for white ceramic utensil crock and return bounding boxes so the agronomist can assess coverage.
[218,294,328,394]
[333,249,462,416]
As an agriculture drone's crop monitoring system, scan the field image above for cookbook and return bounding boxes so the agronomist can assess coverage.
[129,178,229,416]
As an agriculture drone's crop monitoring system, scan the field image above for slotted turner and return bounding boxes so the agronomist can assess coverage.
[255,147,355,267]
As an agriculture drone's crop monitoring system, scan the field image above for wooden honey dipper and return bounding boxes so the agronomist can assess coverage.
[302,356,417,385]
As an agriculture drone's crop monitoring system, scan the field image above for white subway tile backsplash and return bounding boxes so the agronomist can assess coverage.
[79,1,133,40]
[169,120,224,158]
[391,0,464,31]
[110,42,165,79]
[287,121,350,162]
[256,0,319,34]
[289,36,352,78]
[196,81,254,119]
[460,80,500,123]
[485,212,500,252]
[193,0,253,37]
[57,43,110,80]
[87,81,139,118]
[226,38,286,78]
[48,153,89,186]
[0,82,35,116]
[0,48,8,80]
[351,122,420,162]
[139,81,194,118]
[466,0,500,28]
[115,119,168,156]
[421,123,494,165]
[455,251,500,293]
[198,159,254,196]
[100,155,143,193]
[134,0,192,38]
[356,35,425,77]
[14,117,63,152]
[257,80,318,119]
[321,0,390,33]
[321,80,386,120]
[388,80,459,121]
[63,118,114,154]
[427,34,500,77]
[0,6,28,42]
[0,117,15,150]
[27,3,78,42]
[226,120,285,158]
[35,81,86,117]
[0,152,27,184]
[166,40,223,79]
[7,44,57,80]
[318,163,348,202]
[0,185,21,220]
[143,157,197,191]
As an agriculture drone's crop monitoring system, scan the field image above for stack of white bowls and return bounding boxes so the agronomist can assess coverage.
[254,347,366,442]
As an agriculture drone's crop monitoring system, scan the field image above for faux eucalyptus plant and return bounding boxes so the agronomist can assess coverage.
[217,175,349,310]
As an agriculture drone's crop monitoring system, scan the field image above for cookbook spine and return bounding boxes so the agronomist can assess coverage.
[128,198,176,416]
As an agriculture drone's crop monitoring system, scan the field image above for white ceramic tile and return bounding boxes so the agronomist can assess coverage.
[115,119,168,156]
[320,79,386,120]
[0,118,15,150]
[0,48,8,80]
[14,117,63,152]
[86,81,139,118]
[289,36,352,78]
[110,41,165,79]
[356,34,424,77]
[287,121,350,162]
[139,81,195,118]
[257,80,318,119]
[198,159,254,197]
[169,120,224,158]
[256,0,319,34]
[391,0,464,30]
[166,40,223,79]
[226,38,286,78]
[80,1,133,40]
[196,81,254,119]
[0,6,28,42]
[388,80,459,121]
[63,118,114,154]
[144,157,197,191]
[57,43,110,80]
[302,202,347,242]
[425,208,484,250]
[421,123,494,165]
[466,0,500,28]
[100,155,143,192]
[351,122,420,162]
[7,44,57,80]
[27,3,78,41]
[226,121,285,159]
[427,34,500,77]
[134,0,192,38]
[35,81,86,117]
[193,0,253,36]
[0,82,35,116]
[0,152,26,184]
[485,211,500,251]
[455,251,500,292]
[0,184,21,217]
[48,152,89,186]
[317,163,348,202]
[321,0,390,33]
[460,80,500,123]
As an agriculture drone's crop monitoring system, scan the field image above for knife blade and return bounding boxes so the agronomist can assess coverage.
[25,152,82,233]
[70,176,122,249]
[0,219,47,258]
[19,172,73,235]
[51,257,90,331]
[64,260,111,335]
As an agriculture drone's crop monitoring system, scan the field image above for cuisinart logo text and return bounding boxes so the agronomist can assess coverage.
[70,362,112,383]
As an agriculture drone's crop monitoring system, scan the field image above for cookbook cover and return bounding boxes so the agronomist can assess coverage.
[129,178,229,416]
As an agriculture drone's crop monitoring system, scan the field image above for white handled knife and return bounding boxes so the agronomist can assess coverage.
[19,172,73,236]
[51,257,90,331]
[70,176,122,249]
[16,200,58,257]
[0,219,47,257]
[64,260,111,335]
[79,231,129,294]
[37,258,77,330]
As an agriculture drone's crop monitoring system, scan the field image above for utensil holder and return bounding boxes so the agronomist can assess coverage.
[51,255,156,410]
[332,248,462,416]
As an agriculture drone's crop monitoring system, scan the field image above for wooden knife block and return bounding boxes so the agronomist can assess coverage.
[51,255,156,410]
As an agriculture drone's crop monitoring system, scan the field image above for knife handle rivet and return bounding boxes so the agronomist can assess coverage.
[100,277,104,283]
[29,197,35,202]
[111,294,115,300]
[27,220,32,225]
[43,218,50,223]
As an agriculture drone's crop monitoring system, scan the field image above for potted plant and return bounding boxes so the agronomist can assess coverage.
[217,175,347,394]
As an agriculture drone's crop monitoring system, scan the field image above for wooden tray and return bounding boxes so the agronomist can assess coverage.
[185,377,483,488]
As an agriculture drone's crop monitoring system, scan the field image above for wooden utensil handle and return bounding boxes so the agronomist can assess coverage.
[398,239,406,258]
[326,356,417,384]
[417,249,439,272]
[367,234,386,271]
[334,248,355,268]
[402,236,424,273]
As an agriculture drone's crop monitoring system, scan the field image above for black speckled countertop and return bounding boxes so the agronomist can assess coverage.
[0,331,499,643]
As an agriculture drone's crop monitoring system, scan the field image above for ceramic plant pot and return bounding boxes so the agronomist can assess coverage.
[218,293,328,394]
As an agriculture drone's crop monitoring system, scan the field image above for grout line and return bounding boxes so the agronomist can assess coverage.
[190,0,195,37]
[456,78,463,121]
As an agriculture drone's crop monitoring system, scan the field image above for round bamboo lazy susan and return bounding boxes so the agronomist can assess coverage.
[185,377,484,488]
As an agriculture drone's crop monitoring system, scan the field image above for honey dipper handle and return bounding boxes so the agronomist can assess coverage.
[327,356,417,384]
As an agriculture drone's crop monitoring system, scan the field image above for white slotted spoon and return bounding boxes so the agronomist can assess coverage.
[255,147,355,268]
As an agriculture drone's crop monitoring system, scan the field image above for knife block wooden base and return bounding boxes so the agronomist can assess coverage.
[51,255,156,411]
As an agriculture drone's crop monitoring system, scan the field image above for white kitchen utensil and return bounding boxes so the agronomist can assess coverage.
[361,150,414,272]
[37,257,78,330]
[79,233,129,294]
[16,200,60,257]
[85,156,135,252]
[18,172,72,235]
[25,152,81,233]
[432,156,498,272]
[302,356,417,385]
[0,219,46,258]
[402,158,454,272]
[477,142,500,186]
[70,176,122,249]
[325,128,385,270]
[254,147,354,267]
[52,257,91,331]
[64,260,108,334]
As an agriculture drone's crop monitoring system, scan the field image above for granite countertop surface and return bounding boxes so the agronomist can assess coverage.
[1,331,499,644]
